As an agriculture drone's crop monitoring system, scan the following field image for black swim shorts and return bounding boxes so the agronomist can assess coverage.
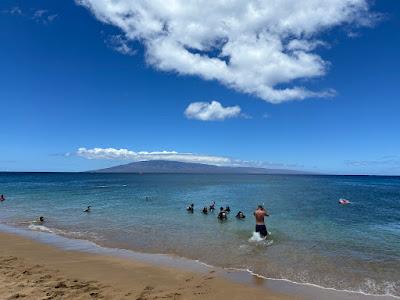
[255,224,268,237]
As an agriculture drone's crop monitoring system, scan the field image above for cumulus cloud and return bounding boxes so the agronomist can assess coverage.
[76,147,232,165]
[76,0,377,103]
[184,101,241,121]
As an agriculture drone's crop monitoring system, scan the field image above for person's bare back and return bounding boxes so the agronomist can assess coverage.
[254,209,267,225]
[253,205,269,238]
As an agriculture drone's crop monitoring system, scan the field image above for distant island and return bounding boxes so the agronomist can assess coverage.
[89,160,311,174]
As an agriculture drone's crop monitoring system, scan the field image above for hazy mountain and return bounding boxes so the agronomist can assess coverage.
[90,160,310,174]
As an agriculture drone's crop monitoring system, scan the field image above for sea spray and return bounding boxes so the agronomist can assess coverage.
[248,232,274,246]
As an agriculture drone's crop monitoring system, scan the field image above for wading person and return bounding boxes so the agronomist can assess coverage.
[254,205,269,238]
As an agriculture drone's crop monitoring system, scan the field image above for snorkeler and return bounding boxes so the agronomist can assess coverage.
[236,211,246,219]
[218,207,227,220]
[84,206,91,213]
[0,194,5,201]
[187,203,194,213]
[202,206,208,214]
[254,205,269,238]
[209,201,215,211]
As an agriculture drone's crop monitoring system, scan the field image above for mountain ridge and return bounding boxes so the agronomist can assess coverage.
[89,160,312,175]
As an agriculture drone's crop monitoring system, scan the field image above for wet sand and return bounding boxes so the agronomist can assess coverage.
[0,232,295,300]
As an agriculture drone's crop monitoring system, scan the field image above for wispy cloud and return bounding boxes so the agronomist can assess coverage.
[32,9,58,24]
[105,34,136,56]
[262,113,270,119]
[2,6,57,24]
[345,156,400,168]
[76,0,378,103]
[184,101,241,121]
[3,6,23,15]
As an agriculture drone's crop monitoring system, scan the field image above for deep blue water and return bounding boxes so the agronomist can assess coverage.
[0,173,399,296]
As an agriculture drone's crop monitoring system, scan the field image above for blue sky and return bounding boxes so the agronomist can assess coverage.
[0,0,399,175]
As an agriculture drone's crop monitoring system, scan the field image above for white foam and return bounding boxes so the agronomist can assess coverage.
[226,267,400,299]
[248,231,265,242]
[28,224,54,233]
[248,232,274,246]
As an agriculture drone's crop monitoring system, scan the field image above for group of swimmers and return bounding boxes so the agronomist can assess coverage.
[186,202,250,222]
[186,202,269,238]
[187,201,245,220]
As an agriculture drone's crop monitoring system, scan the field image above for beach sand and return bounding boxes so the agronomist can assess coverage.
[0,232,295,300]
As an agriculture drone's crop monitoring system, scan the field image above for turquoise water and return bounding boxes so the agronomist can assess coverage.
[0,173,399,297]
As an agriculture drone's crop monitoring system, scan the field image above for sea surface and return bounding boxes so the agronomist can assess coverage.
[0,173,399,297]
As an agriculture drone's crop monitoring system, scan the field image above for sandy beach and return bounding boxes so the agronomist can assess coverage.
[0,232,294,300]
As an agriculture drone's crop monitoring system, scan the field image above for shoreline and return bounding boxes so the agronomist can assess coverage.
[0,224,398,300]
[0,230,292,300]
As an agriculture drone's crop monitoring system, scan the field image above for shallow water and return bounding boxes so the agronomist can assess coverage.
[0,173,399,297]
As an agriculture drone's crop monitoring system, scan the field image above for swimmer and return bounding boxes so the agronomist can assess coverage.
[187,203,194,213]
[84,206,91,213]
[218,207,227,220]
[254,205,269,238]
[202,206,208,214]
[225,206,231,213]
[209,201,215,211]
[0,194,5,201]
[236,211,246,219]
[33,216,45,224]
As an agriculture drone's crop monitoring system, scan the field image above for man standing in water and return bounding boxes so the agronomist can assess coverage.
[254,205,269,238]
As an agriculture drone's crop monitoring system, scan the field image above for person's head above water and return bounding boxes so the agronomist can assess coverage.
[257,205,264,210]
[220,207,224,211]
[39,216,44,222]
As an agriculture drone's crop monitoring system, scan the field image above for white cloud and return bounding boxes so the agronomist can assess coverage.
[76,147,232,165]
[184,101,241,121]
[75,147,306,170]
[76,0,377,103]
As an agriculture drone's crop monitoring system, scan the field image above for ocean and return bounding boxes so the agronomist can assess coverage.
[0,173,399,297]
